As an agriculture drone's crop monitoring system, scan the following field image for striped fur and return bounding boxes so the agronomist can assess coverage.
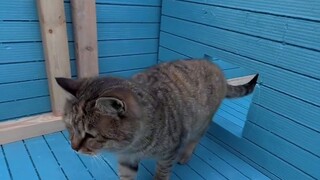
[56,59,258,180]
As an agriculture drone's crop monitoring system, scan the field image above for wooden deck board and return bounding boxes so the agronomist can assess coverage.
[2,141,39,180]
[24,136,67,180]
[0,129,269,180]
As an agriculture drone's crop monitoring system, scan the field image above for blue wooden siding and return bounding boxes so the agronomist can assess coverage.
[0,0,160,121]
[159,0,320,179]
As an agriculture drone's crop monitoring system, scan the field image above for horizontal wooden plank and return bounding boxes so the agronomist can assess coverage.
[99,53,157,73]
[244,122,320,179]
[0,62,46,83]
[96,5,160,23]
[159,32,320,106]
[0,42,75,64]
[0,2,71,22]
[159,46,189,61]
[0,22,159,42]
[97,23,159,40]
[0,113,65,145]
[214,114,243,137]
[0,1,41,20]
[183,0,320,22]
[0,2,160,22]
[163,0,320,51]
[207,123,313,179]
[0,80,49,103]
[98,39,158,57]
[0,22,73,42]
[220,103,247,122]
[1,39,157,64]
[0,60,76,84]
[0,96,51,121]
[2,141,39,179]
[65,0,161,6]
[248,104,320,157]
[161,16,320,79]
[216,108,244,128]
[252,86,320,132]
[0,42,44,63]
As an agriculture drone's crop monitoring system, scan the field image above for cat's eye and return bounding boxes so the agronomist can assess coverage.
[85,133,95,139]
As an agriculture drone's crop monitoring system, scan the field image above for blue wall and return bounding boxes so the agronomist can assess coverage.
[0,0,161,121]
[159,0,320,179]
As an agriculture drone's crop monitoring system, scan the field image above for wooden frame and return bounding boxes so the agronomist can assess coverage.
[37,0,72,116]
[71,0,99,78]
[0,113,65,145]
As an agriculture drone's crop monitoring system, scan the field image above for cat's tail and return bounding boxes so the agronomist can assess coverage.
[226,74,259,98]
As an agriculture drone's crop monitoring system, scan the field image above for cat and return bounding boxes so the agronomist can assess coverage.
[56,59,258,180]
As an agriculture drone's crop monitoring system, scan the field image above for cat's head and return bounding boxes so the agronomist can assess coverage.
[55,77,142,155]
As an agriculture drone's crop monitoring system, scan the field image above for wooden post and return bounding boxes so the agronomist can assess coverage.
[71,0,99,78]
[37,0,71,116]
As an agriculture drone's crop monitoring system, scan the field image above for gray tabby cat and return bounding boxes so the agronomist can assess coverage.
[56,59,258,180]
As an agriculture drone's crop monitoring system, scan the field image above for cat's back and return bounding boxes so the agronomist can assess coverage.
[133,59,227,105]
[134,59,225,88]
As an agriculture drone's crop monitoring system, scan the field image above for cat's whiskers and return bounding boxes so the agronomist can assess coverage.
[91,154,110,170]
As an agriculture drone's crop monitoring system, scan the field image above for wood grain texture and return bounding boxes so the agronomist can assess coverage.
[163,0,320,51]
[183,0,320,21]
[0,2,161,22]
[65,0,161,6]
[0,113,65,145]
[99,53,157,73]
[253,86,320,132]
[248,104,320,158]
[161,16,320,79]
[96,5,160,22]
[71,0,99,78]
[208,123,312,180]
[0,96,51,121]
[0,80,49,103]
[244,121,320,179]
[37,0,72,116]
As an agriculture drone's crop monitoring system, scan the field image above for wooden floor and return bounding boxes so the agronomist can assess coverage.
[0,95,269,180]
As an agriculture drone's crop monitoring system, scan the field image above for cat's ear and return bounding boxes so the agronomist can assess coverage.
[55,77,81,97]
[95,97,126,117]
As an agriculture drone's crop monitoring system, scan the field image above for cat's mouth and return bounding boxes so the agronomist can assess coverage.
[78,147,98,155]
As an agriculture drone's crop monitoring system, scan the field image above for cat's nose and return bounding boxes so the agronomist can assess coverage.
[71,142,81,151]
[71,136,82,151]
